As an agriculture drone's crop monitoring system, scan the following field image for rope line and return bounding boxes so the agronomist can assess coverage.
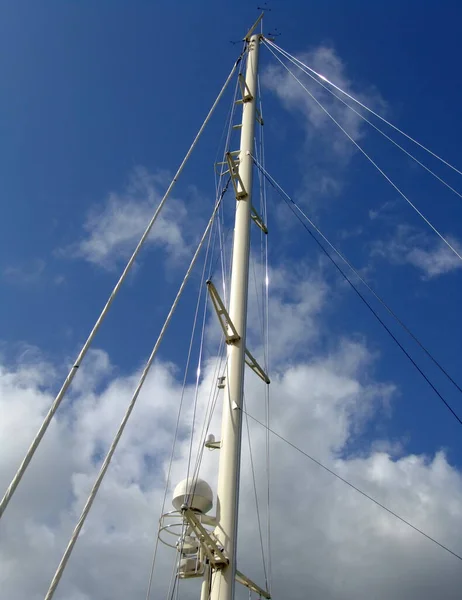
[265,38,462,179]
[264,43,462,264]
[243,409,462,563]
[250,157,462,427]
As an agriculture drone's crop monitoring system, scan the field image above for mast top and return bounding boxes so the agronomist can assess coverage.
[243,12,264,41]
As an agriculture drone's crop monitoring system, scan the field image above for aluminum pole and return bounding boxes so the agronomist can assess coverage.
[210,33,261,600]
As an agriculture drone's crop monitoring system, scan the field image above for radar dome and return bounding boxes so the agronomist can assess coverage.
[172,478,213,514]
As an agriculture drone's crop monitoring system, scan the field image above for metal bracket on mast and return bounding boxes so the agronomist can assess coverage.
[256,107,264,126]
[251,205,268,234]
[235,570,271,599]
[206,281,270,384]
[226,152,248,199]
[181,507,228,568]
[205,439,221,450]
[206,281,240,344]
[244,348,270,384]
[235,74,254,104]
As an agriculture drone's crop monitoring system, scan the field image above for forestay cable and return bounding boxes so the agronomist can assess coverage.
[264,43,462,264]
[44,197,225,600]
[251,157,462,427]
[265,39,462,179]
[243,409,462,563]
[265,40,462,202]
[0,52,244,521]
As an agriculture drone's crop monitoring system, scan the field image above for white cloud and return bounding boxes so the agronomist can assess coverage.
[407,241,462,278]
[61,167,190,270]
[372,224,462,278]
[1,262,462,599]
[263,45,386,208]
[368,200,398,221]
[3,259,46,285]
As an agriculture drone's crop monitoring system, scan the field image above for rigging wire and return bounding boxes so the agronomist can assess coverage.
[189,353,227,490]
[250,156,462,427]
[251,253,266,346]
[265,41,462,202]
[242,409,462,563]
[187,189,234,493]
[174,212,225,600]
[145,199,224,600]
[257,69,272,592]
[184,223,215,494]
[241,408,462,561]
[244,395,269,589]
[181,212,230,508]
[214,68,241,197]
[43,193,227,600]
[184,54,244,504]
[215,43,245,305]
[187,232,232,496]
[265,38,462,180]
[250,157,462,398]
[264,42,462,264]
[167,549,182,600]
[0,50,245,522]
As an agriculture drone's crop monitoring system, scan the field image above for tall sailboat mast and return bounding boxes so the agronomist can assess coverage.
[210,29,261,600]
[158,17,269,600]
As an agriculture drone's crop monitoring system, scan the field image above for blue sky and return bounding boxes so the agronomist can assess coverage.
[2,0,461,456]
[2,3,462,597]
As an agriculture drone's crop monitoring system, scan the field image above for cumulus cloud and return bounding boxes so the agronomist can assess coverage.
[60,167,190,270]
[263,45,387,208]
[1,262,462,600]
[372,224,462,279]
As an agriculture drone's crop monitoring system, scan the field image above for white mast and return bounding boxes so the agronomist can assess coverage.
[158,21,267,600]
[210,30,261,600]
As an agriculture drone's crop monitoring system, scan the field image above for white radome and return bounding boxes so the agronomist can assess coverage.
[172,477,214,514]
